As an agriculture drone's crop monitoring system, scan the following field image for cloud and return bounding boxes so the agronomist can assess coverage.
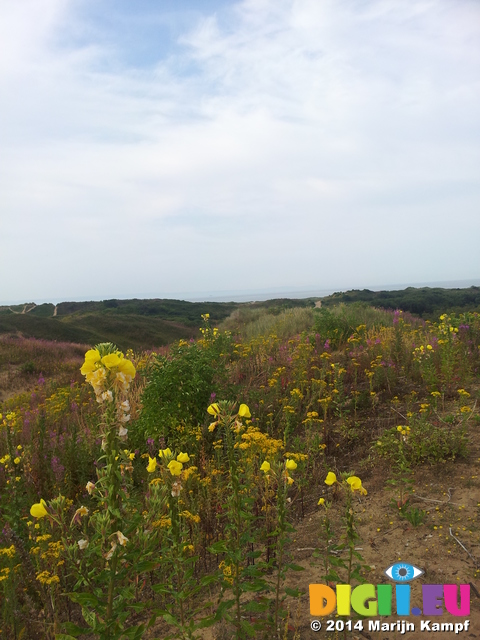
[1,0,479,302]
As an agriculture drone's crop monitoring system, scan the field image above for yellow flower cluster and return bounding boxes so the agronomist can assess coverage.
[0,568,10,582]
[0,545,16,559]
[146,450,190,476]
[80,344,136,401]
[36,570,60,585]
[180,510,201,524]
[397,425,411,436]
[235,426,283,456]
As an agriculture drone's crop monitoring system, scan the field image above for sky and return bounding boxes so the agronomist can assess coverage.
[1,0,479,304]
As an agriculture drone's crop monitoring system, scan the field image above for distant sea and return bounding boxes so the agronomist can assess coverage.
[182,279,480,303]
[2,279,479,306]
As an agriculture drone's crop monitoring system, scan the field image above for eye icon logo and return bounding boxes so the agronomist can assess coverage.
[385,563,424,582]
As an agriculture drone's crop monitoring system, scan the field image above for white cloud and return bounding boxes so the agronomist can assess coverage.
[1,0,479,302]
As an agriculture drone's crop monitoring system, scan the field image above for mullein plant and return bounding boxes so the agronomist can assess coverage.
[319,472,368,588]
[259,458,304,639]
[146,448,215,640]
[29,343,157,639]
[206,401,271,640]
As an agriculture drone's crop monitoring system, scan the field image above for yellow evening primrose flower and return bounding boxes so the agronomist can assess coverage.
[84,348,101,363]
[80,360,97,375]
[168,460,183,476]
[86,481,95,494]
[30,499,48,519]
[286,459,297,471]
[147,456,157,473]
[177,452,190,463]
[318,498,325,506]
[207,403,220,416]
[101,353,123,369]
[14,457,20,465]
[117,358,136,379]
[325,472,337,485]
[347,476,362,491]
[260,461,270,473]
[158,448,172,458]
[238,404,251,418]
[286,475,294,485]
[208,422,217,432]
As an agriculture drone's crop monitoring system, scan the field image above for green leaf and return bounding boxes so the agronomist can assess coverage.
[207,540,229,554]
[214,599,235,620]
[82,608,97,628]
[135,560,160,573]
[65,592,100,608]
[284,587,303,597]
[152,584,171,595]
[239,619,256,637]
[285,563,305,571]
[244,600,269,613]
[60,623,88,637]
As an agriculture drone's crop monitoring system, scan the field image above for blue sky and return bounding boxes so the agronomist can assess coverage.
[1,0,479,303]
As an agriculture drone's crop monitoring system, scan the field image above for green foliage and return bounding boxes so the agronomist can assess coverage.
[377,417,469,467]
[322,286,480,317]
[398,502,426,527]
[313,303,393,348]
[137,327,232,443]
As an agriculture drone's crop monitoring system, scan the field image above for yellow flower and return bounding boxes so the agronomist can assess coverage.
[318,498,325,506]
[238,404,251,418]
[117,358,136,379]
[207,403,220,416]
[13,457,20,465]
[30,499,48,519]
[80,360,97,375]
[260,461,270,473]
[146,456,157,473]
[168,460,183,476]
[177,452,190,463]
[74,506,89,518]
[286,475,294,485]
[85,348,101,363]
[347,476,362,491]
[158,448,172,458]
[325,472,337,485]
[101,353,123,369]
[208,422,217,432]
[285,459,297,471]
[86,481,95,494]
